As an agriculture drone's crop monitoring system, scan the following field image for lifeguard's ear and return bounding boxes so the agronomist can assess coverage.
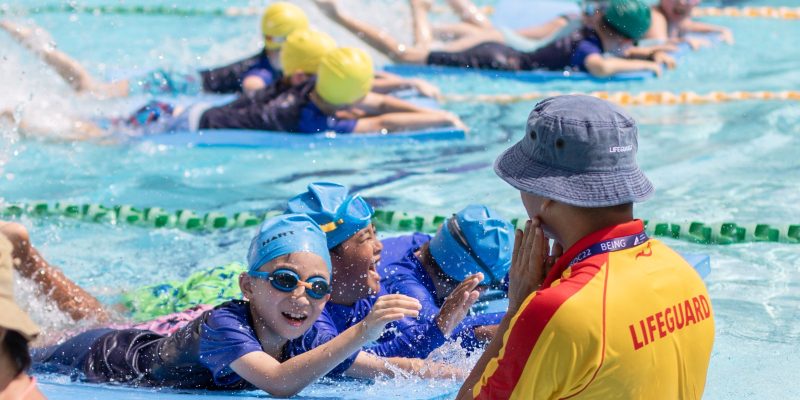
[540,198,554,214]
[239,272,254,300]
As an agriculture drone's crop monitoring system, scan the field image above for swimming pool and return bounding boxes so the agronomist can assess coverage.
[1,0,799,398]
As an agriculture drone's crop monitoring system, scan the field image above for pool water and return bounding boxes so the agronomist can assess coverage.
[1,0,799,398]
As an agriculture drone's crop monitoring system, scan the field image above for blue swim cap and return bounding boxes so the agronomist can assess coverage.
[247,214,332,273]
[286,182,374,249]
[428,205,513,285]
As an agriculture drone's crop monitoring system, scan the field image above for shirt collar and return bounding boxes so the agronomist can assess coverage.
[543,219,645,288]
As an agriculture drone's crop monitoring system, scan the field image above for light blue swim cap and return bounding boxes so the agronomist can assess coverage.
[247,214,332,272]
[286,182,374,249]
[429,205,513,285]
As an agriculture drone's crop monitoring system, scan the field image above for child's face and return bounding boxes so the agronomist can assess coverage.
[603,32,635,56]
[331,224,383,298]
[243,252,330,340]
[661,0,698,21]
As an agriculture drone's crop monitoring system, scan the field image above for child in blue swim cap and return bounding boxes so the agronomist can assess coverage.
[7,215,432,395]
[285,183,512,365]
[376,204,514,357]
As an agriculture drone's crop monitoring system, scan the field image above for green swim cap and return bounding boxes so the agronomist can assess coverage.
[603,0,651,39]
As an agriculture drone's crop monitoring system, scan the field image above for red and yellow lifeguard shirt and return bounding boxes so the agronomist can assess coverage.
[472,220,715,399]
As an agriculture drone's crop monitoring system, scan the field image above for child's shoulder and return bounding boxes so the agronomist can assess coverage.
[206,300,253,329]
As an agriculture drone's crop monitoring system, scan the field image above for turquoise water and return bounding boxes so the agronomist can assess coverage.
[1,0,799,398]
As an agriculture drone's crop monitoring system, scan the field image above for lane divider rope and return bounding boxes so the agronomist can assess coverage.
[2,202,798,245]
[692,6,800,19]
[0,4,259,17]
[443,90,800,106]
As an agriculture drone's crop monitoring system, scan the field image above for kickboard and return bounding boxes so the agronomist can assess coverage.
[137,127,466,149]
[37,377,458,400]
[383,64,653,82]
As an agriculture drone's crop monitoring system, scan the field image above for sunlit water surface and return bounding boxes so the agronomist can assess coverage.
[1,0,799,398]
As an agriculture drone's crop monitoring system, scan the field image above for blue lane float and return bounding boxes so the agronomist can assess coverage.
[137,126,466,149]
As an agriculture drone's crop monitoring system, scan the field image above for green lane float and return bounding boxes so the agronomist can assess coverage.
[1,202,798,245]
[0,4,256,17]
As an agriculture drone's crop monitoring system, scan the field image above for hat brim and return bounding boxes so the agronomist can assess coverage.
[0,297,40,342]
[494,140,654,208]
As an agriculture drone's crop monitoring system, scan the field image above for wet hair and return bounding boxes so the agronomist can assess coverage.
[3,330,31,377]
[329,242,343,255]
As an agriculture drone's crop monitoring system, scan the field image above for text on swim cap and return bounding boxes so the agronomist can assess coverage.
[628,294,712,350]
[262,230,295,247]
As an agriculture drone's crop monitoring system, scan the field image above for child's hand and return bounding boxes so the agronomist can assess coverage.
[361,294,421,341]
[411,79,441,99]
[440,111,469,132]
[685,37,711,50]
[719,28,734,45]
[645,62,663,77]
[314,0,340,17]
[507,220,549,313]
[435,273,482,336]
[652,51,677,69]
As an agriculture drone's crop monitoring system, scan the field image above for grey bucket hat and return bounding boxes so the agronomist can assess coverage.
[494,95,654,207]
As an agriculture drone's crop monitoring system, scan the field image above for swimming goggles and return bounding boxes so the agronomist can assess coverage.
[127,101,174,127]
[264,35,287,49]
[248,268,331,299]
[581,0,609,16]
[446,215,498,285]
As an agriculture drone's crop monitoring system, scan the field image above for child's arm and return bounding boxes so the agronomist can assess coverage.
[681,19,734,44]
[364,273,481,358]
[516,15,570,40]
[354,92,432,115]
[353,111,466,134]
[344,352,466,380]
[230,294,420,398]
[372,72,441,99]
[622,46,677,70]
[1,222,110,323]
[349,93,466,132]
[583,54,663,77]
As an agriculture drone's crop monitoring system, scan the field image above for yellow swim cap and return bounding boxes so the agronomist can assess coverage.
[316,47,375,106]
[261,2,310,50]
[280,29,337,75]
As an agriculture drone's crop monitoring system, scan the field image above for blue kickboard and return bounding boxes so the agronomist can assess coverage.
[37,376,458,400]
[138,127,466,149]
[383,63,653,82]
